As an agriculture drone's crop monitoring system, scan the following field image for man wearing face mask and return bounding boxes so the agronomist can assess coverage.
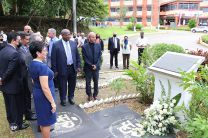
[136,32,148,65]
[121,36,132,69]
[108,32,120,69]
[51,29,81,106]
[0,32,29,131]
[0,34,6,51]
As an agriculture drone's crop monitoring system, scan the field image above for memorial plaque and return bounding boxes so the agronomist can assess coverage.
[31,105,109,138]
[90,104,175,138]
[149,52,205,75]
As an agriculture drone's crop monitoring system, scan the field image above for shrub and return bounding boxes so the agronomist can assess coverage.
[188,48,208,65]
[124,61,154,104]
[180,65,208,137]
[201,35,208,44]
[127,23,143,31]
[188,19,196,29]
[136,23,143,30]
[127,23,133,31]
[141,43,185,67]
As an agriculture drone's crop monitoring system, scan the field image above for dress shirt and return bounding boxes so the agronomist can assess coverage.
[62,39,73,65]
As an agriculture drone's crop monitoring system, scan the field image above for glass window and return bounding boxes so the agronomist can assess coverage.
[201,7,208,12]
[147,17,151,22]
[137,6,142,11]
[147,5,152,11]
[111,0,119,2]
[137,18,142,22]
[124,18,129,22]
[128,7,133,11]
[110,7,119,12]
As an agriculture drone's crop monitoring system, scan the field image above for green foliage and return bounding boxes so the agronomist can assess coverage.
[188,19,196,29]
[110,78,125,106]
[180,65,208,137]
[0,0,108,19]
[119,7,127,22]
[202,35,208,44]
[185,115,208,138]
[124,61,154,104]
[126,23,143,31]
[141,43,185,67]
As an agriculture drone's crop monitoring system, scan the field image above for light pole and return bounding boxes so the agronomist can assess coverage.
[73,0,77,33]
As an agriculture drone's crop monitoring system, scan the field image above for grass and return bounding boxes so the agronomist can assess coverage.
[0,92,34,138]
[90,26,158,40]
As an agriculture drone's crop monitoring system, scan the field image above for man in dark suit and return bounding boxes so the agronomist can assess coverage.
[82,32,102,101]
[0,32,29,131]
[18,33,37,121]
[51,29,81,106]
[108,32,120,69]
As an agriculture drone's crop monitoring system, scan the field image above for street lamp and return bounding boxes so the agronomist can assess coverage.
[73,0,77,33]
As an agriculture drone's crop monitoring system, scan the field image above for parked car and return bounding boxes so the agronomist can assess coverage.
[191,26,208,33]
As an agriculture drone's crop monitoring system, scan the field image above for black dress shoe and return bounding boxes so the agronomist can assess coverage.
[19,123,29,130]
[60,101,66,106]
[25,113,37,121]
[69,99,75,105]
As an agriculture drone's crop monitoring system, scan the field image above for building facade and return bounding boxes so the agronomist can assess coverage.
[105,0,208,26]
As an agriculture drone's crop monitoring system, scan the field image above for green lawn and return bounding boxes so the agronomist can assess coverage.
[0,93,34,138]
[90,26,158,40]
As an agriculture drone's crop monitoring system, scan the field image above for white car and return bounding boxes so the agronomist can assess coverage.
[191,26,208,33]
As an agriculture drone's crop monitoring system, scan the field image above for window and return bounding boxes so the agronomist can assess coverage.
[147,5,152,11]
[128,7,133,11]
[147,17,151,22]
[124,18,130,22]
[137,6,142,11]
[110,7,119,12]
[179,3,198,10]
[201,7,208,12]
[111,0,119,2]
[137,18,142,22]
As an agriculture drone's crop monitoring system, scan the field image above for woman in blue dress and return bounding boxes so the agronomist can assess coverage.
[28,41,56,138]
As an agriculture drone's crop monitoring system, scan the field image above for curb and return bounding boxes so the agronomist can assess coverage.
[199,36,208,48]
[79,93,140,109]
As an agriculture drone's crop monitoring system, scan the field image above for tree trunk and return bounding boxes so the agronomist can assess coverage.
[0,2,4,16]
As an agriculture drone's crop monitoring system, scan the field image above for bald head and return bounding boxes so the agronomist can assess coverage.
[24,25,32,33]
[61,29,71,41]
[88,32,96,43]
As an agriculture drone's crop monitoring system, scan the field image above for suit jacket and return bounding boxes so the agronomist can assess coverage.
[51,39,81,76]
[82,42,102,71]
[0,45,23,94]
[108,37,120,52]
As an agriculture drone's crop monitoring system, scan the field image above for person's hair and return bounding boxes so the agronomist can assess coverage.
[30,32,43,42]
[20,32,30,39]
[29,41,45,59]
[7,32,18,43]
[124,36,128,38]
[48,28,56,35]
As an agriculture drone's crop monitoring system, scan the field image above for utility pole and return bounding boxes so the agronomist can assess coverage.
[73,0,77,33]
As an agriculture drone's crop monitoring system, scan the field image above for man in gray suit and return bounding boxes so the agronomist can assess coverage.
[18,33,37,120]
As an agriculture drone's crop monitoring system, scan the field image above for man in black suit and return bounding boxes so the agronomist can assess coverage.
[108,32,120,69]
[51,29,81,106]
[18,33,37,121]
[82,32,102,101]
[0,32,29,131]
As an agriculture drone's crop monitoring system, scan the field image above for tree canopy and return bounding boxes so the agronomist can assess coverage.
[0,0,108,19]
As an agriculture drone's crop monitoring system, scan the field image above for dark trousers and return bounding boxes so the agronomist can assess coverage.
[22,75,32,117]
[138,48,144,65]
[84,69,99,97]
[3,93,23,127]
[110,49,118,67]
[123,54,130,69]
[58,65,76,101]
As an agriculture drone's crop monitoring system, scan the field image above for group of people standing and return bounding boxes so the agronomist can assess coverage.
[0,25,148,137]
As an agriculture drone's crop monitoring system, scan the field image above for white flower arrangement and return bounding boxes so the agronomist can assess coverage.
[133,80,181,137]
[134,97,178,137]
